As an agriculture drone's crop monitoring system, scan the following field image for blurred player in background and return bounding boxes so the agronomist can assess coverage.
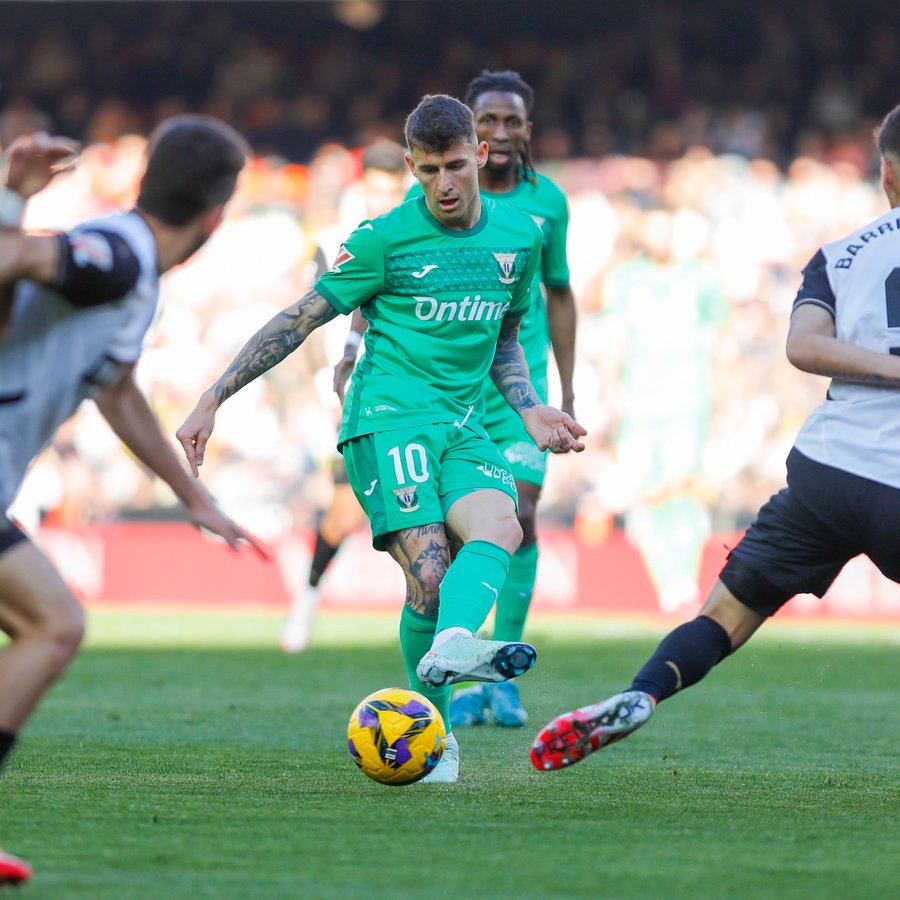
[280,139,409,653]
[599,207,728,615]
[0,119,263,884]
[178,94,585,783]
[531,101,900,772]
[416,70,578,728]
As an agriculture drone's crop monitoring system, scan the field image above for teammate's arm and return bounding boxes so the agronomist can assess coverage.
[787,303,900,386]
[0,233,60,288]
[96,366,267,556]
[491,313,586,453]
[545,283,577,417]
[0,132,79,330]
[1,132,78,202]
[177,288,339,475]
[333,308,368,402]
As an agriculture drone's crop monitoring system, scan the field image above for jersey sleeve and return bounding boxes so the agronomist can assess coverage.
[541,188,571,288]
[793,249,836,316]
[313,222,385,314]
[510,226,544,316]
[54,227,142,307]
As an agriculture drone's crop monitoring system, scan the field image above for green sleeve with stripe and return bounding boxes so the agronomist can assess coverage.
[314,222,383,313]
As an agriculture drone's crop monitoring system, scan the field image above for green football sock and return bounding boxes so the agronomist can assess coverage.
[492,541,538,643]
[399,605,451,732]
[436,540,511,635]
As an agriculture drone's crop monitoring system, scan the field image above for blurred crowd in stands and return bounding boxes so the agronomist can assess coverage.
[0,1,894,167]
[10,132,884,548]
[1,0,891,560]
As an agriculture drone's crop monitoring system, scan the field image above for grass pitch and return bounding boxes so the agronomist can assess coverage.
[3,612,898,898]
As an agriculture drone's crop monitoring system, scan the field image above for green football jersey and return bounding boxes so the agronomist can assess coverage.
[407,175,571,416]
[315,195,543,445]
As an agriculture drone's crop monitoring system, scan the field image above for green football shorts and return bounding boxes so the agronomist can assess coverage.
[483,361,548,487]
[485,404,548,487]
[341,423,518,550]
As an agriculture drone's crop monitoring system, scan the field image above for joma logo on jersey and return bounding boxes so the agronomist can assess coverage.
[493,253,517,284]
[414,295,510,322]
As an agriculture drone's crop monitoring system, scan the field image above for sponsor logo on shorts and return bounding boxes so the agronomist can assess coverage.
[363,479,378,496]
[476,463,516,488]
[393,485,420,512]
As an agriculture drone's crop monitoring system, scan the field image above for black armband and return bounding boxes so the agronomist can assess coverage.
[53,228,141,307]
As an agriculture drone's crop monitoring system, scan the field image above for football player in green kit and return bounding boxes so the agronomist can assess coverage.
[177,94,586,783]
[405,72,578,729]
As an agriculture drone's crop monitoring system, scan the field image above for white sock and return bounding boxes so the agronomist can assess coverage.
[431,626,472,651]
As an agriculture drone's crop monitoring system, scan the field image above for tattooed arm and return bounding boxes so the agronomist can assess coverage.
[490,313,587,454]
[176,288,339,475]
[489,313,540,413]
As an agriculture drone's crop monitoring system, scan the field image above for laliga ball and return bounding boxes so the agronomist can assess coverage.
[347,687,445,785]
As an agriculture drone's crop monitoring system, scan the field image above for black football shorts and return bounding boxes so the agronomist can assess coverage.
[720,448,900,616]
[0,511,28,557]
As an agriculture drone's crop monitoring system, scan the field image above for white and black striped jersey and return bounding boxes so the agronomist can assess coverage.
[0,211,159,509]
[793,204,900,489]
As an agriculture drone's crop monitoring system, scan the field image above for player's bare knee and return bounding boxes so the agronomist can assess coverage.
[491,512,523,555]
[58,603,85,659]
[33,591,85,664]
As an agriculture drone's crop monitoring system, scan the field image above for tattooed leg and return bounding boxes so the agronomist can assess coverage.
[388,524,454,724]
[385,523,451,617]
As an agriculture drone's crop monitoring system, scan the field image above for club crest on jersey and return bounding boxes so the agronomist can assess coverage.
[71,232,114,271]
[330,245,355,273]
[393,486,420,512]
[493,252,517,284]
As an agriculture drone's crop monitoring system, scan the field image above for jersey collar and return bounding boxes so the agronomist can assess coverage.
[416,195,489,237]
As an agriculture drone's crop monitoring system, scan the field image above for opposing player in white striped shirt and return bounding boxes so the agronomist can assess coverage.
[532,101,900,772]
[0,119,264,883]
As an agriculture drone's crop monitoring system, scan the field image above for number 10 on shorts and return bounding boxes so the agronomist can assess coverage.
[388,443,430,485]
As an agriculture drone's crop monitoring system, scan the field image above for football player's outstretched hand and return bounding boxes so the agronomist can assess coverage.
[521,405,587,454]
[176,393,218,478]
[3,132,80,199]
[185,492,270,560]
